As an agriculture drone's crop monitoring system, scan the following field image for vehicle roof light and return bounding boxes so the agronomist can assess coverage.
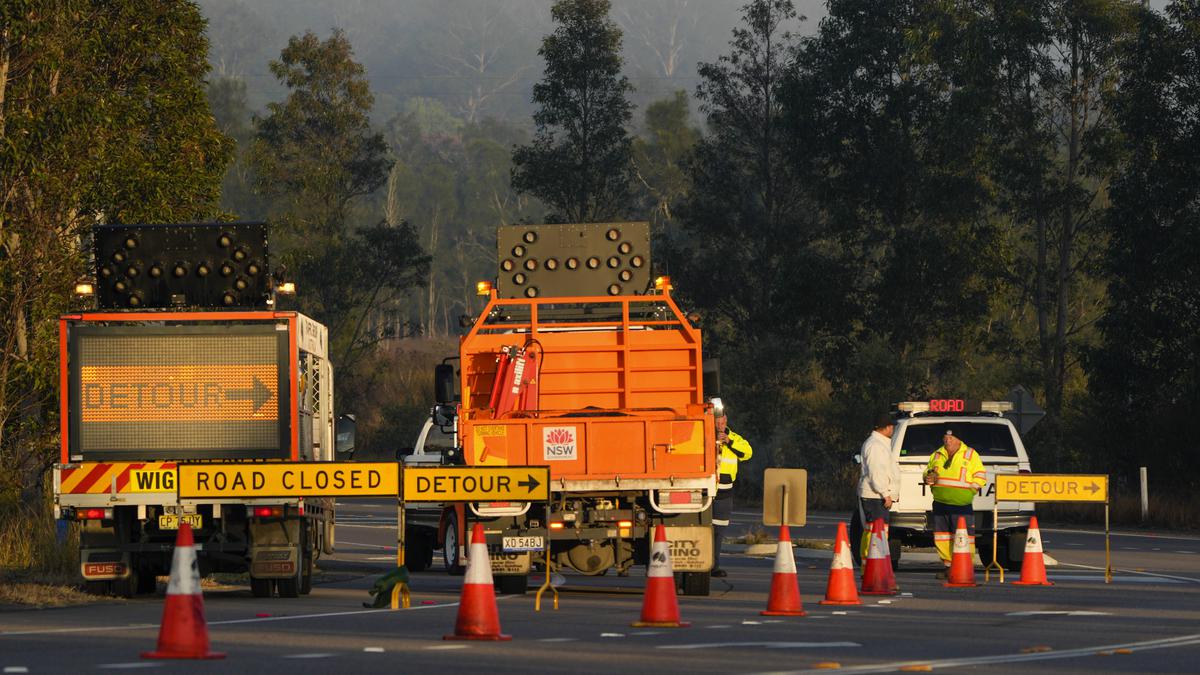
[276,281,296,295]
[654,275,672,291]
[74,282,95,297]
[476,280,494,296]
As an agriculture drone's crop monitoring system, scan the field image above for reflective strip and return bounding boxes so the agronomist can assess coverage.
[464,539,494,585]
[719,456,739,467]
[935,479,975,489]
[712,518,730,526]
[647,540,673,578]
[831,539,853,570]
[933,533,952,541]
[773,542,797,574]
[165,544,199,596]
[952,529,971,552]
[1025,529,1043,553]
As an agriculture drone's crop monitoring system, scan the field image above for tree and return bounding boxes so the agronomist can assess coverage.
[631,91,699,246]
[251,30,429,368]
[511,0,635,223]
[1,0,232,501]
[209,76,266,218]
[1088,1,1200,488]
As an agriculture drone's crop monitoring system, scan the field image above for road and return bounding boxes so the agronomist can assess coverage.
[2,502,1198,673]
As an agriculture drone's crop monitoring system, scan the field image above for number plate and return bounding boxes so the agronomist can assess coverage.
[502,535,543,551]
[158,513,202,530]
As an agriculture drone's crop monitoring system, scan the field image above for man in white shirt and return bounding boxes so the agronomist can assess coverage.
[857,412,899,557]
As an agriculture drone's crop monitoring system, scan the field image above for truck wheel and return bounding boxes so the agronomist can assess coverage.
[406,529,433,573]
[495,574,528,595]
[84,580,111,596]
[679,571,710,597]
[250,577,273,598]
[442,512,465,575]
[111,572,137,599]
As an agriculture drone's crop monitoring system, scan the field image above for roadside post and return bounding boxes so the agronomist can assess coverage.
[399,465,552,608]
[993,474,1110,584]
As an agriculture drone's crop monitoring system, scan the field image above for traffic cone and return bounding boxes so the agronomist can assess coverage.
[141,523,224,660]
[944,516,977,588]
[860,518,896,595]
[444,523,511,641]
[632,524,690,627]
[1012,516,1053,586]
[761,524,805,616]
[819,522,861,606]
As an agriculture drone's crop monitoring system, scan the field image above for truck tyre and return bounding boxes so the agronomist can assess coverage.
[442,511,465,575]
[111,572,137,599]
[495,574,528,595]
[250,577,272,598]
[679,571,710,597]
[406,529,433,573]
[84,580,110,596]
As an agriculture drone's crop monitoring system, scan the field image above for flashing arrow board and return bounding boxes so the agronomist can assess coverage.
[403,466,550,502]
[178,462,399,499]
[996,474,1108,503]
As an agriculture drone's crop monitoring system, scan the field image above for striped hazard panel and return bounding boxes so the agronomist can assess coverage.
[59,462,177,494]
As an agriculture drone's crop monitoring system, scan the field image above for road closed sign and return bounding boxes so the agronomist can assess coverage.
[403,466,550,502]
[996,473,1108,502]
[178,462,399,499]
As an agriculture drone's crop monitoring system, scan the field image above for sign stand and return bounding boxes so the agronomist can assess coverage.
[994,473,1111,585]
[534,493,558,611]
[391,488,411,609]
[984,506,1004,584]
[1105,501,1112,584]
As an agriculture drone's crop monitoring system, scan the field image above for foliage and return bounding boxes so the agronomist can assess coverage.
[0,0,231,502]
[512,0,636,223]
[631,91,700,252]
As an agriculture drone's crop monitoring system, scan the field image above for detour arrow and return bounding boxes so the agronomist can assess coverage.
[403,465,550,503]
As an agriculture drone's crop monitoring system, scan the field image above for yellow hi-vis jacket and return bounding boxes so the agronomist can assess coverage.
[718,428,753,488]
[925,445,987,506]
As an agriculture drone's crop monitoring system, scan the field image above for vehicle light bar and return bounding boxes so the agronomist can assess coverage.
[897,400,1015,414]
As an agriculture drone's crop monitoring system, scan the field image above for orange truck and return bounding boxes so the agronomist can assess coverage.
[405,223,718,596]
[53,223,353,598]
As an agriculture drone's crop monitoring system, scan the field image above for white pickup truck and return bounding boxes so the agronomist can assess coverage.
[852,399,1036,571]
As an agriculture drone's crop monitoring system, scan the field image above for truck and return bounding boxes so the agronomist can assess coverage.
[851,398,1036,571]
[53,222,354,598]
[402,222,718,596]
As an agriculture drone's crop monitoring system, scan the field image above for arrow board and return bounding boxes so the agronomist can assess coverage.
[403,466,550,502]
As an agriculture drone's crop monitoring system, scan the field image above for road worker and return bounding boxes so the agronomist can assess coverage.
[923,428,987,577]
[857,411,899,558]
[711,399,753,578]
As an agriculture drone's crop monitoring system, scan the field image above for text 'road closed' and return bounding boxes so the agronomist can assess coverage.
[403,466,550,502]
[178,462,399,499]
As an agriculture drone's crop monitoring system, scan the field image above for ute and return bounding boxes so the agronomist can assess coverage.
[53,223,355,597]
[402,223,718,596]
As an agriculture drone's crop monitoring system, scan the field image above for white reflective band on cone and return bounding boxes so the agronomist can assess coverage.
[953,529,971,553]
[773,542,797,574]
[830,540,853,571]
[647,540,673,578]
[868,529,889,559]
[1025,528,1043,553]
[165,542,199,596]
[465,538,494,585]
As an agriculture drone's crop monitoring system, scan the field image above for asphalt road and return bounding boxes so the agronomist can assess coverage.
[3,502,1198,673]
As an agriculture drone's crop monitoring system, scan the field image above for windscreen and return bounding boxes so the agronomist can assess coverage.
[897,421,1019,459]
[69,323,290,460]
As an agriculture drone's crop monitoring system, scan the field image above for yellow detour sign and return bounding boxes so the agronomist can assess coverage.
[178,462,399,499]
[996,473,1108,502]
[403,466,550,502]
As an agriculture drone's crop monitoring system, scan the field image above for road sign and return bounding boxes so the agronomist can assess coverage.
[1005,385,1046,436]
[402,465,549,502]
[178,462,399,499]
[996,473,1108,502]
[762,468,807,527]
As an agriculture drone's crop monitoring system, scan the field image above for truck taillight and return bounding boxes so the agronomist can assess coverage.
[664,490,702,505]
[617,520,633,528]
[76,508,112,521]
[549,521,565,530]
[253,506,284,518]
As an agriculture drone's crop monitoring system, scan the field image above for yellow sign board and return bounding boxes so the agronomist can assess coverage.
[403,466,550,502]
[996,474,1108,502]
[129,468,177,493]
[178,462,399,499]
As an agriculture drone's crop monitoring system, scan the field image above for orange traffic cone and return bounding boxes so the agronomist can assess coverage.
[761,525,806,616]
[632,524,690,627]
[1012,516,1053,586]
[944,516,977,588]
[141,523,224,660]
[860,518,896,595]
[819,522,861,606]
[444,523,511,641]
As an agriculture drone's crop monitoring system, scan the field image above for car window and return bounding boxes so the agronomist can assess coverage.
[898,422,1019,458]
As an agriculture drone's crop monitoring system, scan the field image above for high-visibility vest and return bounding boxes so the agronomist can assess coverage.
[925,445,986,506]
[718,428,753,488]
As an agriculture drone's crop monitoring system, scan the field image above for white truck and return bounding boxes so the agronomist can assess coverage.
[852,399,1036,571]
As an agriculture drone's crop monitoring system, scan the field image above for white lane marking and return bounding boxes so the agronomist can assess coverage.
[0,599,472,638]
[4,668,30,674]
[876,600,893,604]
[1120,547,1139,550]
[363,647,385,653]
[1178,551,1195,554]
[284,654,334,659]
[763,632,1200,673]
[338,540,395,550]
[600,632,625,638]
[538,638,578,642]
[425,645,468,651]
[1057,562,1200,584]
[1006,610,1113,616]
[708,625,731,629]
[97,664,161,670]
[661,642,860,650]
[337,524,395,530]
[1042,527,1200,542]
[1048,574,1182,584]
[632,631,665,636]
[742,620,762,625]
[366,556,397,561]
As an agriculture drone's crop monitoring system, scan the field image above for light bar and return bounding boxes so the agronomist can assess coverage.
[981,401,1014,412]
[897,402,930,413]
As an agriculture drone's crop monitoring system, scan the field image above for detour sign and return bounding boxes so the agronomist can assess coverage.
[178,462,399,499]
[996,473,1108,503]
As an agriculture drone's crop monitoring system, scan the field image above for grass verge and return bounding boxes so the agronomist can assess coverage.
[0,502,96,607]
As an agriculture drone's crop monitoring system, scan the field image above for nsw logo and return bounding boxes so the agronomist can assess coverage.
[542,426,577,461]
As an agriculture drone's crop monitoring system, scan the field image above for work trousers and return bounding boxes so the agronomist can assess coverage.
[931,501,975,563]
[712,488,732,570]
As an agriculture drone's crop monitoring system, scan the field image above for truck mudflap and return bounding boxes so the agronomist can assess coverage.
[81,549,131,580]
[248,519,301,579]
[485,546,531,575]
[664,526,713,572]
